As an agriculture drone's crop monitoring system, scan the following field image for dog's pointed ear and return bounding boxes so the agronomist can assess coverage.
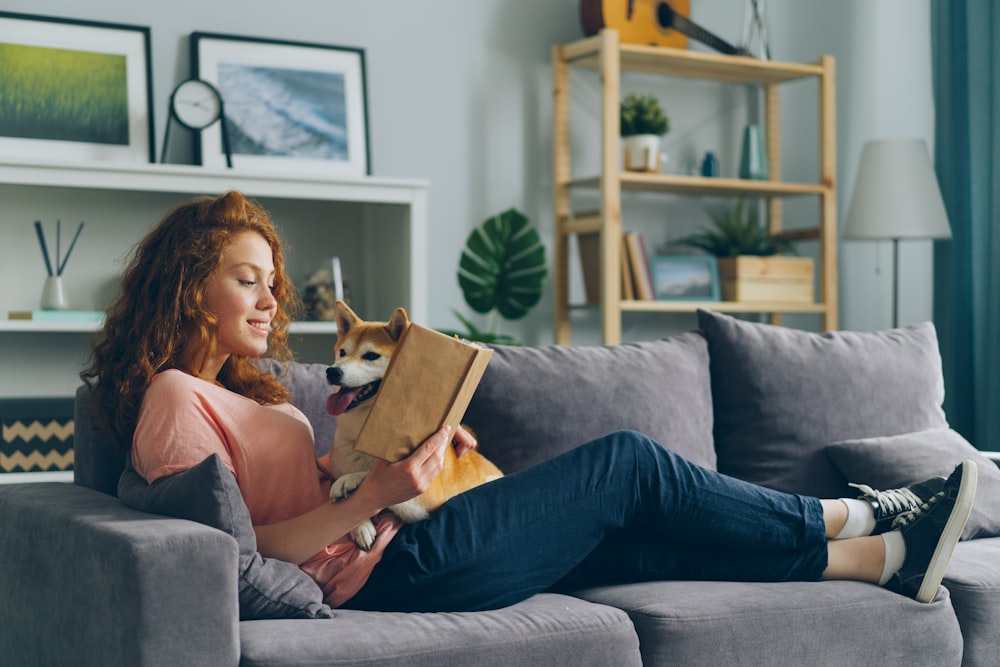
[386,307,409,341]
[335,300,360,337]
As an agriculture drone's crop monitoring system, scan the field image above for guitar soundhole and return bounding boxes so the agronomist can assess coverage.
[656,2,674,28]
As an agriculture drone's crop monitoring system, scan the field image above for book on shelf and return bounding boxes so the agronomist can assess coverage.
[624,232,655,300]
[353,323,493,463]
[577,232,600,305]
[619,238,635,300]
[7,310,104,322]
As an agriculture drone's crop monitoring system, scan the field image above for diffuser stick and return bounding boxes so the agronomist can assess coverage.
[34,220,54,277]
[57,221,85,276]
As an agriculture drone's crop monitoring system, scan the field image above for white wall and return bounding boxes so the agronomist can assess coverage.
[1,0,936,343]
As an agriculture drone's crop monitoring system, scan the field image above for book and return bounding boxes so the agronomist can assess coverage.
[619,238,635,300]
[8,310,104,322]
[577,232,600,305]
[624,232,655,300]
[352,323,494,462]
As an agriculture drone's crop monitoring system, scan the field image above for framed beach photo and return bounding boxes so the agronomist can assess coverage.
[191,32,370,176]
[650,256,721,301]
[0,12,154,164]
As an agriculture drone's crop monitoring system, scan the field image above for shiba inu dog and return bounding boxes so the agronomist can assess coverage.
[325,300,503,550]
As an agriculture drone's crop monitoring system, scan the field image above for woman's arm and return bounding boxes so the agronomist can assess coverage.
[254,425,452,564]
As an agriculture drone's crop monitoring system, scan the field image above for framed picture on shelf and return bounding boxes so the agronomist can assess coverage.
[0,12,154,164]
[191,32,370,176]
[649,255,721,301]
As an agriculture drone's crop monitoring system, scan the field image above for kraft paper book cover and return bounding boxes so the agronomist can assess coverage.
[353,323,493,462]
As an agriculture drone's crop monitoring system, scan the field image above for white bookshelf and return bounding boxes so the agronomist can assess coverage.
[0,158,429,396]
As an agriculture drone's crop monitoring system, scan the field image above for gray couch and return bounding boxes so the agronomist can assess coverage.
[2,309,998,666]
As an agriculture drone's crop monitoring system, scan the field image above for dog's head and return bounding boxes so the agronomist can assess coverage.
[325,300,409,416]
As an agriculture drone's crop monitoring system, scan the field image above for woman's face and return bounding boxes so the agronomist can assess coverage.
[199,231,278,377]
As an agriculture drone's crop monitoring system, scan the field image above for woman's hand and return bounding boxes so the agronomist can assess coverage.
[355,424,451,509]
[255,425,452,564]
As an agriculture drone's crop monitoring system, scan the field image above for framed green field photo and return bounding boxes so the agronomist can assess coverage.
[0,12,153,163]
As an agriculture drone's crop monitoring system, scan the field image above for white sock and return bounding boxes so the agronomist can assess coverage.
[834,498,877,539]
[880,531,906,585]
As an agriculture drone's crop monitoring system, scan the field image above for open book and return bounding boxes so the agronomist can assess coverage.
[353,323,493,462]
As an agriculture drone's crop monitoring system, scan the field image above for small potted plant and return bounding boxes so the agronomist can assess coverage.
[620,92,670,172]
[672,199,814,303]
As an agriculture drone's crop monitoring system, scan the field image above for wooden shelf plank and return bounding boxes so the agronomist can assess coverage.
[618,300,828,314]
[568,173,827,197]
[565,41,824,84]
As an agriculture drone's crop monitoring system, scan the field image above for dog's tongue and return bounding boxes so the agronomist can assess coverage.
[326,387,362,416]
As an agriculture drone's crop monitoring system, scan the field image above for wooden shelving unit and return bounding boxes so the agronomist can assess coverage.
[552,29,838,344]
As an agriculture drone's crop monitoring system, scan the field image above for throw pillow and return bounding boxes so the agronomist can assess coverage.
[697,309,948,498]
[117,454,335,620]
[825,428,1000,539]
[464,332,716,474]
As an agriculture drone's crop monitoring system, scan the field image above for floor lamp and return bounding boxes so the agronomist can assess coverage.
[842,139,952,328]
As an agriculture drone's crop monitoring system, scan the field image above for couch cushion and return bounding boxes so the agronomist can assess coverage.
[943,538,1000,666]
[697,309,947,497]
[464,333,715,474]
[239,593,641,667]
[117,454,334,620]
[825,428,1000,539]
[574,580,963,666]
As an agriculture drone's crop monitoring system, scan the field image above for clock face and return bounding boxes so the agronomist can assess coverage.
[170,79,223,130]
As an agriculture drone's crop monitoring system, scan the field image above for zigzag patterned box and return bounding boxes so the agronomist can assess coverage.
[0,397,75,476]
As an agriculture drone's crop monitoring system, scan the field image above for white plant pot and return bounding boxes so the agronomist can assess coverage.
[623,134,663,172]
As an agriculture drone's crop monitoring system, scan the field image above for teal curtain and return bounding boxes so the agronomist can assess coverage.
[931,0,1000,449]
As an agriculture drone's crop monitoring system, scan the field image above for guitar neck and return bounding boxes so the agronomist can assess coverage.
[669,12,744,56]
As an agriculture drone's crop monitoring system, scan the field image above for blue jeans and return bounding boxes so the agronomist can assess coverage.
[345,430,828,612]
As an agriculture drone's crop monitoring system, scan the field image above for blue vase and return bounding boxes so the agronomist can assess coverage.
[738,125,769,180]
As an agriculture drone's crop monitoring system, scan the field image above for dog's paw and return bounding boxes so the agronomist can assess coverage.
[330,471,368,502]
[350,520,377,551]
[390,499,430,524]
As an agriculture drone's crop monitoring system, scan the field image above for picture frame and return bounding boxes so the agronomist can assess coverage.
[191,32,370,176]
[649,255,721,301]
[0,12,154,164]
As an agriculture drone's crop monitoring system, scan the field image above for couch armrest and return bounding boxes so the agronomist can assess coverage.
[0,483,240,667]
[981,450,1000,468]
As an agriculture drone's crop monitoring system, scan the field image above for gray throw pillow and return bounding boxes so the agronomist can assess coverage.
[464,332,716,474]
[117,454,334,620]
[697,309,948,498]
[825,428,1000,539]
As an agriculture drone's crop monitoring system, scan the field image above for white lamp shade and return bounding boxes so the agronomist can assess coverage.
[842,139,952,240]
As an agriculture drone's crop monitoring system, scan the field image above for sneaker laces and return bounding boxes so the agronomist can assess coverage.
[849,483,923,516]
[890,491,945,530]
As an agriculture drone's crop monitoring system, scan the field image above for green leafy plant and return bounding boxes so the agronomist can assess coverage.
[672,199,795,257]
[442,208,548,345]
[620,92,670,137]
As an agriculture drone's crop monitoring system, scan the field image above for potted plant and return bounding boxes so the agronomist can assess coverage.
[620,92,670,172]
[441,207,548,345]
[672,199,814,303]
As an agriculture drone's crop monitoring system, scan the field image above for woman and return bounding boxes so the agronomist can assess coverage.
[82,191,977,612]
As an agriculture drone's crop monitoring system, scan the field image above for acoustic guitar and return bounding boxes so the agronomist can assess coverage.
[580,0,745,55]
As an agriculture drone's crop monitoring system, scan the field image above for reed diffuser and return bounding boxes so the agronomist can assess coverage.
[34,219,84,310]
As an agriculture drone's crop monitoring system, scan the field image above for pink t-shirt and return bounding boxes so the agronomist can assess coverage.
[132,369,401,607]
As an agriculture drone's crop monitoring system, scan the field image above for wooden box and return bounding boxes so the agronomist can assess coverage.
[718,256,814,303]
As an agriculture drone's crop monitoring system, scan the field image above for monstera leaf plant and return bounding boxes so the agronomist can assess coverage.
[443,207,547,345]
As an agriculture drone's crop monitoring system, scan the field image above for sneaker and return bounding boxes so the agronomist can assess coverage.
[850,476,946,535]
[887,460,978,603]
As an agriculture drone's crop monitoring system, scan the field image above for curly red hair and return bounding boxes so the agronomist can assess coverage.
[81,191,301,450]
